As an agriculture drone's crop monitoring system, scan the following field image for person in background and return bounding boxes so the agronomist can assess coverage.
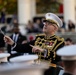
[33,19,43,33]
[0,8,6,23]
[10,12,18,24]
[0,33,5,53]
[65,38,73,46]
[60,17,66,33]
[39,17,45,32]
[26,20,33,33]
[4,13,64,75]
[57,45,76,75]
[7,25,27,59]
[67,20,75,32]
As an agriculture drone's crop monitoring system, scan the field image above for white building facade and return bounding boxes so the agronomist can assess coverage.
[17,0,76,25]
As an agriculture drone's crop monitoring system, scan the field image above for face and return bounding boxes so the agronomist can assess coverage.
[13,27,19,34]
[42,21,56,34]
[65,41,72,46]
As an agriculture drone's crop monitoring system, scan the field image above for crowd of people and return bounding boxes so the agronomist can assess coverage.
[0,7,76,34]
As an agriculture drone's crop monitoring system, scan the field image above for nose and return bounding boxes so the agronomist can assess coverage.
[43,23,46,27]
[43,22,47,26]
[43,22,45,25]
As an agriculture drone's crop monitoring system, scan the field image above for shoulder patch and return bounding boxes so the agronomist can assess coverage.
[36,34,45,37]
[55,36,64,41]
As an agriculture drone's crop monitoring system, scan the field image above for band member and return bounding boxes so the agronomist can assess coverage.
[57,45,76,75]
[7,25,27,59]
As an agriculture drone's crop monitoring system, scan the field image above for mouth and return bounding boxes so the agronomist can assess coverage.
[43,26,47,29]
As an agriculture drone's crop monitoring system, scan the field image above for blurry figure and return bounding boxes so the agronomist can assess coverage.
[0,53,10,63]
[33,19,42,33]
[1,25,7,34]
[0,32,5,53]
[10,19,18,29]
[26,20,39,33]
[0,8,6,23]
[60,17,66,33]
[34,19,40,29]
[39,17,45,32]
[12,19,18,24]
[26,20,34,33]
[0,33,5,49]
[11,12,18,24]
[5,24,13,33]
[57,45,76,75]
[7,25,27,59]
[65,38,73,46]
[68,20,75,32]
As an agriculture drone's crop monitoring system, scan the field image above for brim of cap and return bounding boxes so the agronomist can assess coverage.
[43,19,58,27]
[61,56,76,61]
[56,45,76,61]
[43,19,55,22]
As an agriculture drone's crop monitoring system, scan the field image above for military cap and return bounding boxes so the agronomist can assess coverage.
[0,53,10,62]
[10,54,38,64]
[56,45,76,61]
[43,13,62,27]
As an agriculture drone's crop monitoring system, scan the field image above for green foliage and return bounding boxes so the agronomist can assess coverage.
[0,0,17,14]
[36,0,61,14]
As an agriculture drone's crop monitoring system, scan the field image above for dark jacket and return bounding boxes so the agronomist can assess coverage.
[0,33,5,47]
[63,73,73,75]
[7,33,27,58]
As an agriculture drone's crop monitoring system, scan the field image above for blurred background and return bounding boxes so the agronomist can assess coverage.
[0,0,76,48]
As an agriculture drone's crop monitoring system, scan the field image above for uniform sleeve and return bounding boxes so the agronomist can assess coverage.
[56,41,65,51]
[21,35,27,41]
[12,40,35,54]
[52,38,65,63]
[7,44,11,53]
[0,33,5,47]
[55,41,65,63]
[52,38,65,52]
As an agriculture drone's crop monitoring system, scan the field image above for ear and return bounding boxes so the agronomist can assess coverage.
[55,26,58,31]
[54,24,58,31]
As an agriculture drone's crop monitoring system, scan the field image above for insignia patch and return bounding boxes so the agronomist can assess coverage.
[49,42,54,46]
[45,42,54,46]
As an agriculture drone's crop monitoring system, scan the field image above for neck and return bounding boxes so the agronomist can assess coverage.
[45,32,55,37]
[64,67,75,75]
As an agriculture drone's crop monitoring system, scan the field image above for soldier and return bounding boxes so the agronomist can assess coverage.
[4,13,64,75]
[57,45,76,75]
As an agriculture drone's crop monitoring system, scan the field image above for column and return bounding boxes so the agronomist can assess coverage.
[63,0,76,24]
[18,0,36,25]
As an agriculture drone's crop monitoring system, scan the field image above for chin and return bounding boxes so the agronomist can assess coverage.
[43,29,46,32]
[43,31,47,34]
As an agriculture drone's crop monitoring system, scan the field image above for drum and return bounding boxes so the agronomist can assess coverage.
[0,53,10,62]
[9,54,38,64]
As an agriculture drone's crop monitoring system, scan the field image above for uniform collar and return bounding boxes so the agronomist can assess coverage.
[45,34,55,39]
[63,72,73,75]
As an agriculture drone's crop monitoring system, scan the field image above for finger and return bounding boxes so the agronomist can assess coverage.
[4,36,9,40]
[4,36,8,42]
[32,48,37,53]
[30,45,37,49]
[32,48,35,52]
[32,49,35,53]
[33,49,39,52]
[32,49,34,53]
[4,36,9,41]
[30,44,34,48]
